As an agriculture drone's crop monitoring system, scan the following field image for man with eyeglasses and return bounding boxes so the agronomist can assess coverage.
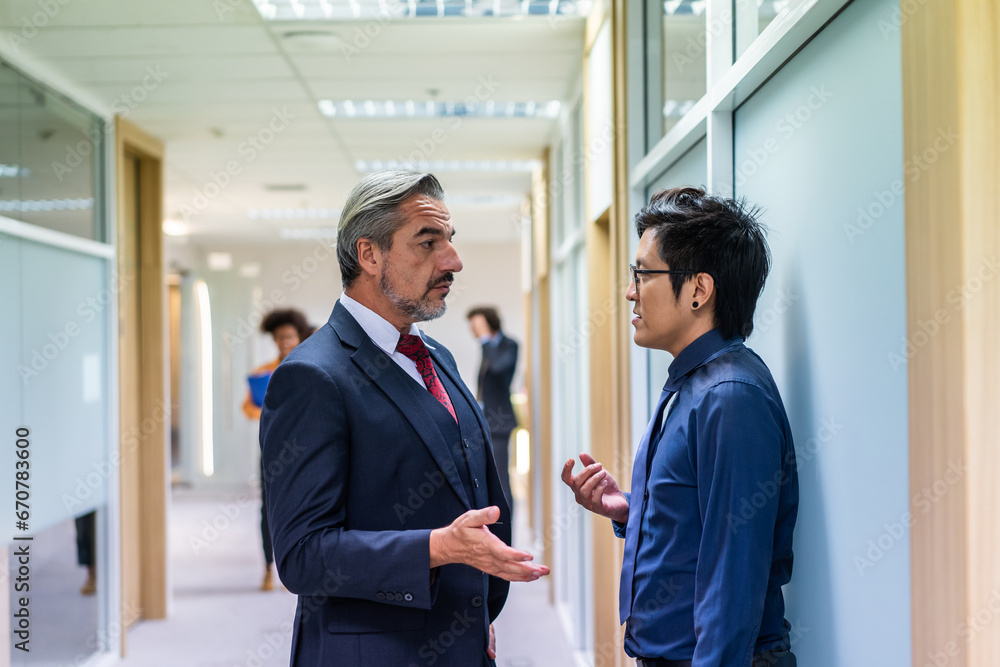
[561,187,799,667]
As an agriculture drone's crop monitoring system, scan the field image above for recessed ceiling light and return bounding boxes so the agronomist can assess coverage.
[355,159,539,173]
[319,99,561,120]
[163,219,191,236]
[207,252,233,271]
[280,29,344,51]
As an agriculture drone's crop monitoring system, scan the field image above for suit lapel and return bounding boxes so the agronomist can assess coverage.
[430,344,509,518]
[330,303,472,509]
[430,345,491,445]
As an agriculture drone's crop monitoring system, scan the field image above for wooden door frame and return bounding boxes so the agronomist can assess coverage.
[584,2,633,664]
[114,117,167,651]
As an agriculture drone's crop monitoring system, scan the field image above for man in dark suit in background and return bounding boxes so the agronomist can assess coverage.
[260,171,549,667]
[466,306,518,505]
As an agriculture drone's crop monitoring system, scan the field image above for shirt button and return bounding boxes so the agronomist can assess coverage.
[470,594,483,608]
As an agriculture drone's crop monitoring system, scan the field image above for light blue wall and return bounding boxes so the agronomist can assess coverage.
[0,232,22,544]
[2,234,111,539]
[734,0,910,663]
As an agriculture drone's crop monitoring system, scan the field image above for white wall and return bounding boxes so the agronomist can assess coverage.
[421,240,525,391]
[166,237,523,489]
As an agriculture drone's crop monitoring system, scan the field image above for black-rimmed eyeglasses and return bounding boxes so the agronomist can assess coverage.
[629,264,696,296]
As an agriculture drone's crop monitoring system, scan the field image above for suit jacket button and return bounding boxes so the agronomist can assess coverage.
[463,438,469,448]
[404,593,413,602]
[471,594,483,608]
[474,478,480,488]
[376,592,385,600]
[394,592,404,601]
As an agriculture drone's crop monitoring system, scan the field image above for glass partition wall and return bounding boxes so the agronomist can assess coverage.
[1,58,115,667]
[628,0,910,664]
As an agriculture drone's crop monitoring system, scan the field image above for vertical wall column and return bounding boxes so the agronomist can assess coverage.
[115,118,168,650]
[904,0,1000,664]
[531,151,556,603]
[587,1,633,664]
[957,2,1000,663]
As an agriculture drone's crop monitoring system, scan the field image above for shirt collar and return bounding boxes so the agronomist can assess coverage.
[338,292,431,355]
[664,328,743,392]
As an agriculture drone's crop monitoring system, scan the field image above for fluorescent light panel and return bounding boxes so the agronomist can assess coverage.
[319,99,560,119]
[0,164,29,178]
[355,159,539,172]
[515,428,530,474]
[252,0,589,20]
[0,197,94,212]
[195,280,214,478]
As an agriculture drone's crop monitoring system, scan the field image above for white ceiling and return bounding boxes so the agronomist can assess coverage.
[0,0,585,243]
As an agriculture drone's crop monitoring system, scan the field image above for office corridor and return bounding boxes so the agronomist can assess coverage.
[6,0,1000,664]
[118,487,575,667]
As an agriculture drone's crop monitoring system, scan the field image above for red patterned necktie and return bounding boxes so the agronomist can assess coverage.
[396,334,457,422]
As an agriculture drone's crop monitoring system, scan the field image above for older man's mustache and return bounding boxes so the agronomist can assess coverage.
[429,274,454,290]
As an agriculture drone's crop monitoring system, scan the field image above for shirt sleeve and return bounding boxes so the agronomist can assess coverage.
[612,491,631,538]
[691,380,785,667]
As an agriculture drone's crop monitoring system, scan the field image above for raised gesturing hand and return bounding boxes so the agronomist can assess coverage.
[561,453,629,524]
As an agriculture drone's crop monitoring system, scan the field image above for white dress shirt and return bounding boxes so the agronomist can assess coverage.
[338,292,434,390]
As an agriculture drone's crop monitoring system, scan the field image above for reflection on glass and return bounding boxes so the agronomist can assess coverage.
[0,64,23,218]
[735,0,800,59]
[662,0,707,137]
[10,514,101,666]
[0,62,104,242]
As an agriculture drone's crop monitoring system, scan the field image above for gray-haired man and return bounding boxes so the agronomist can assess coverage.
[260,171,549,666]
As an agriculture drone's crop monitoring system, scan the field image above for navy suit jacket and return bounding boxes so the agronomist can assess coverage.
[260,302,511,666]
[477,334,518,434]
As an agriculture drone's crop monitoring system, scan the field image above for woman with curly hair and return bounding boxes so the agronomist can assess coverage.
[242,308,312,591]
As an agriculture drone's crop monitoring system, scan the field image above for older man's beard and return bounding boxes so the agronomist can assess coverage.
[380,264,454,322]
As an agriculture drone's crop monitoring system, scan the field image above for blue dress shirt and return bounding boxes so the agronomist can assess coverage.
[616,329,798,666]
